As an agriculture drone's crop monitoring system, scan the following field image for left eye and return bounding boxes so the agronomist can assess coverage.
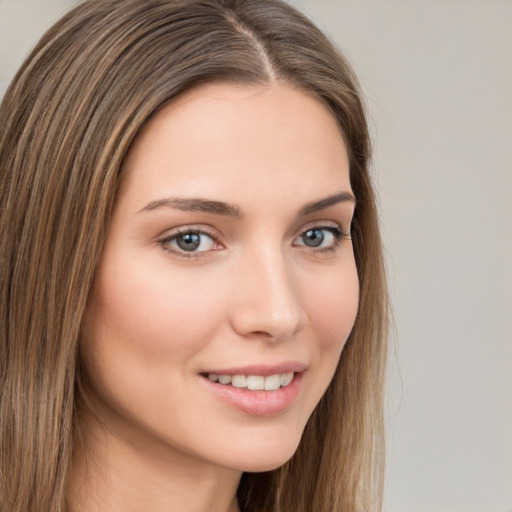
[162,230,216,253]
[294,227,344,249]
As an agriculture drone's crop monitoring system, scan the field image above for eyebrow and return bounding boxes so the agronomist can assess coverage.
[298,191,355,216]
[138,197,241,217]
[137,191,355,218]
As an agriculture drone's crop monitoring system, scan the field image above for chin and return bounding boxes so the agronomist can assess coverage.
[223,429,303,473]
[237,454,297,473]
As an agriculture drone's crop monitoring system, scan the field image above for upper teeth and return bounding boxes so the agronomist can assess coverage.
[207,372,294,391]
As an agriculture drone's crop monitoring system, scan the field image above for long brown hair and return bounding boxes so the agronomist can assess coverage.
[0,1,388,510]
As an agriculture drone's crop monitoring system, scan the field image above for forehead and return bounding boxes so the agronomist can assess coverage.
[119,81,351,210]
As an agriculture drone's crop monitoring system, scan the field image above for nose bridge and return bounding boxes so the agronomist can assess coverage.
[230,241,306,341]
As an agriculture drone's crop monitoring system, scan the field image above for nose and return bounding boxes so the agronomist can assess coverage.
[229,247,308,342]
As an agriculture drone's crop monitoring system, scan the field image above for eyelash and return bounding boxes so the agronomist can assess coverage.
[158,227,221,259]
[294,225,350,253]
[158,224,350,259]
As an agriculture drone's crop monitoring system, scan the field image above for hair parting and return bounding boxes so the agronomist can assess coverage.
[0,1,388,510]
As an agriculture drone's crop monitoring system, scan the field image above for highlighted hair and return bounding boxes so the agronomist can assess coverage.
[0,1,387,510]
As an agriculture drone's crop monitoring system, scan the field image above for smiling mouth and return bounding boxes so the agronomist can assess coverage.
[202,372,295,391]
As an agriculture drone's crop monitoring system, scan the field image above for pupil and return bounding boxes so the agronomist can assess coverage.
[177,232,200,251]
[304,229,324,247]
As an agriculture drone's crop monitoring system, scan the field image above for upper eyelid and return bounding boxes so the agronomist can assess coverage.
[299,219,340,229]
[296,219,348,235]
[158,224,221,240]
[158,221,343,236]
[159,220,346,235]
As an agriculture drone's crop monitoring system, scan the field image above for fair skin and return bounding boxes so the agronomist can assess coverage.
[72,82,359,512]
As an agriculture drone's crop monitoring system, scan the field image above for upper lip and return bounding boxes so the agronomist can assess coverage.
[201,361,307,377]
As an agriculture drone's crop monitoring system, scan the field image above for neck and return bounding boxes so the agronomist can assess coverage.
[68,408,242,512]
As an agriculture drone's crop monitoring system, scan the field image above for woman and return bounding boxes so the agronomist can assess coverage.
[0,0,388,511]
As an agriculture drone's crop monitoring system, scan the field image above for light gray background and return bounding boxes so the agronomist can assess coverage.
[1,1,511,511]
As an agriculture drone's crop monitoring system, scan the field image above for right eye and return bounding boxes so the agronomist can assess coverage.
[159,229,219,255]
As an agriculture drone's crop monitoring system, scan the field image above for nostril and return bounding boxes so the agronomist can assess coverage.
[228,263,307,340]
[231,314,305,342]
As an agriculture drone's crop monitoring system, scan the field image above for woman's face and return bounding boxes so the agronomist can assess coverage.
[80,82,359,472]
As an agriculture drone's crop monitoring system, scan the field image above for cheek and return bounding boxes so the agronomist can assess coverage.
[308,264,359,346]
[300,260,359,389]
[84,261,227,364]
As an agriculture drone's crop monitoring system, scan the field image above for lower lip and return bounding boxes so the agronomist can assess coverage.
[200,372,304,416]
